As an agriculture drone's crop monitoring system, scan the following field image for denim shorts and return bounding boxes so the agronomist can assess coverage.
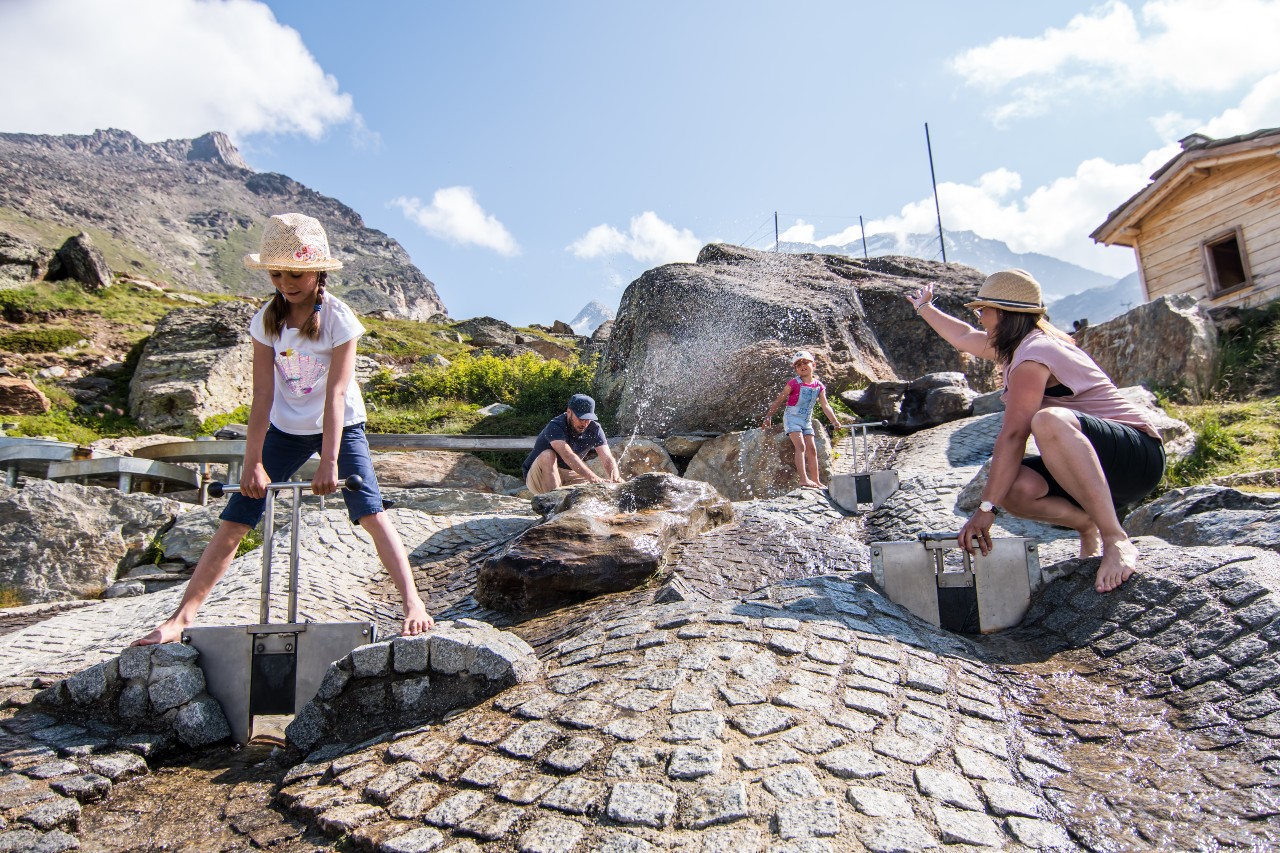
[220,423,384,527]
[783,408,815,436]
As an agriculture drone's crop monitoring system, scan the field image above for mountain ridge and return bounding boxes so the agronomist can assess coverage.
[0,128,446,320]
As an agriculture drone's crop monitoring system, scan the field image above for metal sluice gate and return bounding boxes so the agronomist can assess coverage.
[871,531,1042,634]
[183,476,376,746]
[828,421,899,513]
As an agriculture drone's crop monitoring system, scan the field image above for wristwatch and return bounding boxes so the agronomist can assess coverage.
[979,501,998,514]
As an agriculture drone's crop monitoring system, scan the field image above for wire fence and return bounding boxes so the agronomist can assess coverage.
[737,212,948,262]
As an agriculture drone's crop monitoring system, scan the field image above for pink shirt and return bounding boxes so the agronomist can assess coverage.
[1002,330,1161,439]
[785,377,825,406]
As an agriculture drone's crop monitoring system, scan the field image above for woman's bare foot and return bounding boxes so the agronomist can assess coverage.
[132,619,187,646]
[1078,525,1102,558]
[402,599,434,636]
[1095,537,1138,593]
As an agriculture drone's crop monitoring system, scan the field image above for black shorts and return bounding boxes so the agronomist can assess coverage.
[1021,412,1165,511]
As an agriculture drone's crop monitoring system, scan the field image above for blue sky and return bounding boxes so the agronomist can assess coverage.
[4,1,1280,324]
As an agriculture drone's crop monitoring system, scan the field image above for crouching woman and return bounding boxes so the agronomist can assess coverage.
[907,269,1164,593]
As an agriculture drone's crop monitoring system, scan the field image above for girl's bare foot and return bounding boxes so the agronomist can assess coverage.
[132,619,186,646]
[1095,538,1138,593]
[1078,526,1102,559]
[402,600,434,636]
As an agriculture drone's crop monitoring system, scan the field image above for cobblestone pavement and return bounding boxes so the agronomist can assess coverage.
[3,415,1280,850]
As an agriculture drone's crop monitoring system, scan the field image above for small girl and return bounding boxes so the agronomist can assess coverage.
[136,213,431,644]
[762,350,845,488]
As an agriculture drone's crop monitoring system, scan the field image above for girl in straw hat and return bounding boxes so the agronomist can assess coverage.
[908,269,1164,593]
[136,213,431,645]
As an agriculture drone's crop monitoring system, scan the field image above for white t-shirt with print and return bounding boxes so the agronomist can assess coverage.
[249,294,368,435]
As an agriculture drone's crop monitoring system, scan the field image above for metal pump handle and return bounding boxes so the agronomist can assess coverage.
[207,475,363,623]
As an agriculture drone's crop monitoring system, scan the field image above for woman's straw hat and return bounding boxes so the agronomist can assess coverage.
[244,213,343,271]
[964,269,1045,314]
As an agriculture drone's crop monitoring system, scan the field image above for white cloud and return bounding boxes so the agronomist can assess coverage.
[778,220,817,243]
[953,0,1280,123]
[0,0,355,142]
[567,212,702,265]
[392,188,520,256]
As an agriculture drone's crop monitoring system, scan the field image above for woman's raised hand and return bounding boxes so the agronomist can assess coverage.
[907,282,934,312]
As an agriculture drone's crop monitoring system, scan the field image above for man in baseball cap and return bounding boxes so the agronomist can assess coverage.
[522,394,623,494]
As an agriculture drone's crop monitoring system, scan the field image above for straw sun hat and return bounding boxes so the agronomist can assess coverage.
[243,213,343,271]
[964,269,1045,314]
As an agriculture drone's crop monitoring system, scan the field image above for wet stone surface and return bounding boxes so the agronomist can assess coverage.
[1,419,1278,849]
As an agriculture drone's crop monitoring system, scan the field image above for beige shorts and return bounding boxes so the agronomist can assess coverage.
[524,452,589,495]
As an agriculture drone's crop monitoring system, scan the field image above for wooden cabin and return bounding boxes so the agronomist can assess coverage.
[1091,128,1280,311]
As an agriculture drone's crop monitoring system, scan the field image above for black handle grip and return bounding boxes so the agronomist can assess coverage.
[344,474,363,491]
[208,481,226,498]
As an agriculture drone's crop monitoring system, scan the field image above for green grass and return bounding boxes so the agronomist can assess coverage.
[1165,398,1280,488]
[359,316,472,361]
[0,206,173,285]
[0,279,235,327]
[235,527,264,558]
[199,405,252,436]
[0,327,85,353]
[1215,301,1280,399]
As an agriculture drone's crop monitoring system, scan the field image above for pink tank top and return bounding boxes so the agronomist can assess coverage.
[1001,330,1161,439]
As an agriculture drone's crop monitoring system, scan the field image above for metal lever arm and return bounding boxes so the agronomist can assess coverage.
[207,474,363,499]
[207,474,363,624]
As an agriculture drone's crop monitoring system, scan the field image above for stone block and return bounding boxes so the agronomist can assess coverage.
[174,696,231,747]
[350,641,393,679]
[148,665,205,713]
[117,646,153,682]
[314,663,351,702]
[606,782,676,828]
[65,659,118,707]
[429,631,479,675]
[117,684,148,722]
[392,635,430,673]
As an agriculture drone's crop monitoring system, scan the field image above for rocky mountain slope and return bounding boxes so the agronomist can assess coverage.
[0,129,446,320]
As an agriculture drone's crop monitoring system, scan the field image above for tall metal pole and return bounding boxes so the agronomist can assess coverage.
[925,123,947,263]
[859,215,868,259]
[774,211,779,252]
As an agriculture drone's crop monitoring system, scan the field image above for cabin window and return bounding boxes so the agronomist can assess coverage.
[1202,227,1252,295]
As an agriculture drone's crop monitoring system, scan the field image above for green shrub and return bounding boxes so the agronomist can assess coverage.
[1215,302,1280,399]
[199,405,252,436]
[0,327,84,353]
[1166,414,1244,488]
[366,352,598,427]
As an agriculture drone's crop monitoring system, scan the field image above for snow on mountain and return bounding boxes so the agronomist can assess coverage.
[570,300,615,335]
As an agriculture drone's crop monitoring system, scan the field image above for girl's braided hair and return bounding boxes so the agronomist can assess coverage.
[262,272,326,341]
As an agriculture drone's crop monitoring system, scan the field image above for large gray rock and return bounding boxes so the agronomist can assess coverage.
[586,437,679,479]
[596,245,997,434]
[0,230,51,287]
[476,473,733,612]
[128,301,257,433]
[1125,485,1280,551]
[1076,294,1218,403]
[0,480,183,603]
[46,232,112,291]
[454,316,519,348]
[844,372,977,431]
[684,426,834,501]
